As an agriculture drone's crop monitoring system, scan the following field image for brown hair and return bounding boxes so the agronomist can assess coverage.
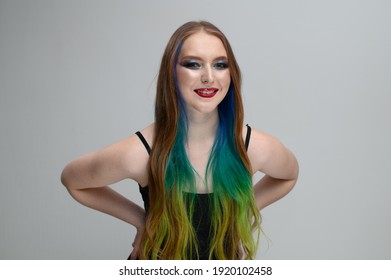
[140,21,255,259]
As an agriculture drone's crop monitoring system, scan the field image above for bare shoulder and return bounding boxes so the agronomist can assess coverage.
[137,123,155,148]
[61,124,155,189]
[242,126,278,169]
[119,123,154,185]
[243,126,298,179]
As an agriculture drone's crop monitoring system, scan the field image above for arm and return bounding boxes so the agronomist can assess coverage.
[247,128,299,210]
[60,132,150,230]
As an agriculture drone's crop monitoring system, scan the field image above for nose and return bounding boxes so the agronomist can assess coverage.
[201,66,214,84]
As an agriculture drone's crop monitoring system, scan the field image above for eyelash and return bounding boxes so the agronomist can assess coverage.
[214,62,229,70]
[181,61,201,69]
[180,61,229,70]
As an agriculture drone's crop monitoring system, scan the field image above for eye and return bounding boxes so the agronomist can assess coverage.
[180,61,202,69]
[214,61,229,70]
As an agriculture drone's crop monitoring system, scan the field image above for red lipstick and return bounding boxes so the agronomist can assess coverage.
[194,88,218,98]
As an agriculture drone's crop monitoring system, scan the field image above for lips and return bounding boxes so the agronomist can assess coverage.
[194,88,218,98]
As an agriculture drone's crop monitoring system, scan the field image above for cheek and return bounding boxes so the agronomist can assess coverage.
[176,68,198,89]
[218,71,231,88]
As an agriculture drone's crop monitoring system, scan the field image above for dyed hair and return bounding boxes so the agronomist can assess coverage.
[140,21,261,259]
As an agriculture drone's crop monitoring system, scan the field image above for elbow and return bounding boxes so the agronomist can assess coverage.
[288,176,298,193]
[60,167,81,201]
[60,167,67,187]
[282,157,299,195]
[288,162,299,193]
[289,152,299,183]
[289,161,299,192]
[60,164,72,189]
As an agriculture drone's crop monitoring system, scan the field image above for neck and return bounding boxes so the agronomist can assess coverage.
[186,110,219,143]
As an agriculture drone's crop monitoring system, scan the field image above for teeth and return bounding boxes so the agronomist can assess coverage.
[197,90,215,94]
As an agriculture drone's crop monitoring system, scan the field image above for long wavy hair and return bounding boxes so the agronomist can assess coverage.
[140,21,261,259]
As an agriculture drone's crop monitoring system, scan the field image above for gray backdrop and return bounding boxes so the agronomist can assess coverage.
[1,0,390,259]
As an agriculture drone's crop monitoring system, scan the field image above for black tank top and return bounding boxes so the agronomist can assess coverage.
[134,125,252,259]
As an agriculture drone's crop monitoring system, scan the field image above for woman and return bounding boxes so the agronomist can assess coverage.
[61,21,298,260]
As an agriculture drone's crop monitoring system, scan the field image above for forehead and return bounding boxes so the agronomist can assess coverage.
[179,31,227,59]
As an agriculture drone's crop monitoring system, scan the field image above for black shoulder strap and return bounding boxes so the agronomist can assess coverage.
[136,128,249,154]
[245,124,251,151]
[135,131,151,155]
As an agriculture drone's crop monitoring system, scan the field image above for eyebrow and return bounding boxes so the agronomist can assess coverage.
[180,55,228,61]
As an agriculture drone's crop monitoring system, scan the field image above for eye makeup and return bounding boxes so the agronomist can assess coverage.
[180,60,202,69]
[213,61,229,70]
[179,58,229,70]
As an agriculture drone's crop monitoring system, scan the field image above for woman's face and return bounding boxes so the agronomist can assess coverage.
[176,31,231,116]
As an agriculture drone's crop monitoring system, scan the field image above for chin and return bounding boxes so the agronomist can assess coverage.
[193,104,220,115]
